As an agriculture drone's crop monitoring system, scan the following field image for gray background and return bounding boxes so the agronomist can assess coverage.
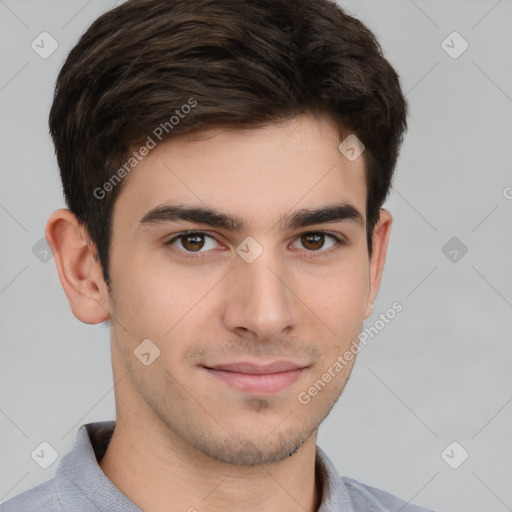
[1,1,511,511]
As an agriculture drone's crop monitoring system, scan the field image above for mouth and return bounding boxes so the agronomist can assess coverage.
[202,360,309,394]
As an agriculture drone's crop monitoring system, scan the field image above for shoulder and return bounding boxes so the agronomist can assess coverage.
[341,476,437,512]
[0,479,61,512]
[315,446,437,512]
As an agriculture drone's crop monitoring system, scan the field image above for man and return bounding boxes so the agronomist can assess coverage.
[1,0,436,510]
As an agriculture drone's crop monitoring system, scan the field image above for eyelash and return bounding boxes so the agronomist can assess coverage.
[163,230,346,260]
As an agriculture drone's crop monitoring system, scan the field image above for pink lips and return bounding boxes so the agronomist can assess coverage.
[203,361,308,394]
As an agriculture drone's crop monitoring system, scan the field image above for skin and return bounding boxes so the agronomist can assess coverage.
[46,113,392,512]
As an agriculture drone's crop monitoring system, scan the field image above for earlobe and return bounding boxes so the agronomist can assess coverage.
[364,301,373,319]
[364,208,393,319]
[45,209,111,324]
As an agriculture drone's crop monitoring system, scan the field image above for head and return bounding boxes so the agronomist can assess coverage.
[47,0,407,466]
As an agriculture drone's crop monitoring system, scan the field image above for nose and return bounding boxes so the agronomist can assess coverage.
[221,248,296,341]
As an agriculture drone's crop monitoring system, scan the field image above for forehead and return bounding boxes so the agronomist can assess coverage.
[112,114,367,230]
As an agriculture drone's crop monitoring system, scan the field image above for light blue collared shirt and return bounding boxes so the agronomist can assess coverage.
[1,421,436,511]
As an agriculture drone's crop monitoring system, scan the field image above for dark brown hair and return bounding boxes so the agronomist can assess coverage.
[49,0,407,288]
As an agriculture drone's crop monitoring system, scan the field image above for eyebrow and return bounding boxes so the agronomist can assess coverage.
[137,202,364,232]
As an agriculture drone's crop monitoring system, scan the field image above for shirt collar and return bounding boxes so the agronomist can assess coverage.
[315,444,356,512]
[55,421,141,511]
[55,421,355,512]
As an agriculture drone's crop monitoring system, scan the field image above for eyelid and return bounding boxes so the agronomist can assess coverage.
[289,231,346,254]
[297,230,346,242]
[162,231,220,261]
[164,230,221,247]
[164,229,346,258]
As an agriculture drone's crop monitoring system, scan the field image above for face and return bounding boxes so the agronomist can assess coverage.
[106,114,376,466]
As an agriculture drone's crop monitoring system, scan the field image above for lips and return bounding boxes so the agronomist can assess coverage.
[202,360,308,394]
[206,361,305,374]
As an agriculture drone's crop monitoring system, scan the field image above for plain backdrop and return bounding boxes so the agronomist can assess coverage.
[1,1,511,511]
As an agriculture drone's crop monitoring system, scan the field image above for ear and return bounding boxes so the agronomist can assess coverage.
[364,208,392,319]
[45,209,111,324]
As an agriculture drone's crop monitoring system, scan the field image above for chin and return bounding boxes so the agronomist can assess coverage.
[192,425,315,467]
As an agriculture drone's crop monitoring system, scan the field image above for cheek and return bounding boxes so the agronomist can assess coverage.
[310,262,369,318]
[108,251,168,338]
[303,264,369,357]
[110,253,219,347]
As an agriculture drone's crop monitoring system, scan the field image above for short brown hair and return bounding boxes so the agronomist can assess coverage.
[49,0,407,288]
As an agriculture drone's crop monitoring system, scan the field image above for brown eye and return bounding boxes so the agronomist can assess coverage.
[291,231,342,254]
[165,231,219,255]
[300,233,326,250]
[180,233,206,252]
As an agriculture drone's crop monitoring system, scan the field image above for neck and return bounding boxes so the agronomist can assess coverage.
[99,412,321,512]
